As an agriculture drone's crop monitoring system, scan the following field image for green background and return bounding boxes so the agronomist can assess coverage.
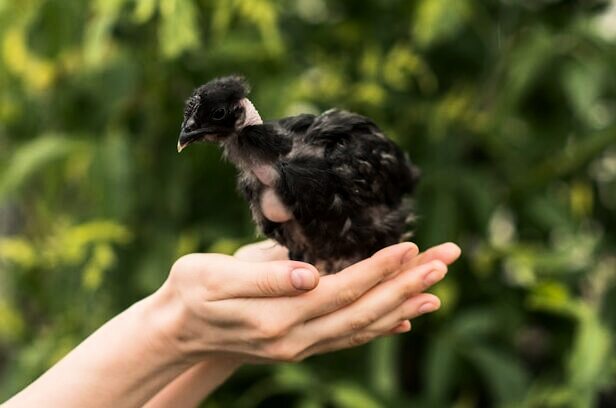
[1,0,615,406]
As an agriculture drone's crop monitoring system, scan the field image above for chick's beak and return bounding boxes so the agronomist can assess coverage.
[177,134,189,153]
[177,131,192,153]
[177,117,202,153]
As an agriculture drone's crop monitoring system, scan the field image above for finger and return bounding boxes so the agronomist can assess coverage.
[234,240,289,262]
[196,255,320,299]
[389,320,411,334]
[298,318,408,359]
[379,242,460,283]
[406,242,461,269]
[381,242,460,282]
[298,260,446,342]
[364,293,441,333]
[303,330,380,357]
[295,242,419,320]
[298,294,439,359]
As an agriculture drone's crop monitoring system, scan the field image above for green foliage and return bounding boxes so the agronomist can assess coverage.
[1,0,616,406]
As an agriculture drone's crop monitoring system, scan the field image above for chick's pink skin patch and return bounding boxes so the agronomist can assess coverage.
[239,98,263,127]
[253,165,278,186]
[237,98,291,223]
[261,188,293,223]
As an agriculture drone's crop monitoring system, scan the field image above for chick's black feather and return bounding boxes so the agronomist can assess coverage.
[235,110,419,272]
[180,77,419,273]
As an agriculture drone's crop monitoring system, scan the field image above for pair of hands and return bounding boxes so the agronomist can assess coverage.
[152,240,461,365]
[3,239,461,408]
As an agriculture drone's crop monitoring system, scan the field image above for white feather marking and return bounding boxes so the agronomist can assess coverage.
[288,143,325,158]
[380,152,395,162]
[340,218,352,236]
[330,194,342,209]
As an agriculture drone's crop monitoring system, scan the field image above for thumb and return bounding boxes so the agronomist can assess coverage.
[233,240,290,262]
[202,256,321,299]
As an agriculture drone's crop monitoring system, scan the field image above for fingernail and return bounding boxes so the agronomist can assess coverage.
[291,268,316,290]
[423,269,445,286]
[442,242,462,258]
[418,302,439,314]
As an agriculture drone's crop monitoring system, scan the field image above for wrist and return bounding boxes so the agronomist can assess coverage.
[144,281,246,366]
[140,284,198,366]
[6,289,202,408]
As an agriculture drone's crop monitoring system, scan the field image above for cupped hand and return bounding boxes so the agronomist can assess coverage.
[153,241,461,364]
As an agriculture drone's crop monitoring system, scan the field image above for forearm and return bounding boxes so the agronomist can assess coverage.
[4,294,191,408]
[144,356,242,408]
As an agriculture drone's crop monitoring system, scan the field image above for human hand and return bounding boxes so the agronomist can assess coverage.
[150,240,460,365]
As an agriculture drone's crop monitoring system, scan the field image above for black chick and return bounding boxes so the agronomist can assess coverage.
[177,75,419,273]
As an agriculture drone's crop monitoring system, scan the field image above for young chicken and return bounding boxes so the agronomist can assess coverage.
[177,76,419,273]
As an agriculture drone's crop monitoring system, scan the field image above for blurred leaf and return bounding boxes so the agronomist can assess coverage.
[0,237,35,268]
[499,27,555,111]
[412,0,471,47]
[133,0,158,23]
[515,126,616,191]
[234,0,283,55]
[82,243,115,290]
[382,43,437,93]
[369,337,398,396]
[450,309,499,339]
[0,134,83,202]
[431,278,459,315]
[425,335,456,406]
[527,281,577,316]
[0,299,24,342]
[1,0,616,405]
[561,59,608,128]
[272,364,317,390]
[464,346,530,405]
[296,397,322,408]
[159,0,200,58]
[42,220,131,267]
[329,382,381,408]
[208,238,243,255]
[1,26,56,91]
[566,309,613,405]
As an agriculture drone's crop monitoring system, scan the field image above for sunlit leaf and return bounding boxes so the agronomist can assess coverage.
[159,0,200,58]
[208,238,243,255]
[82,243,115,290]
[412,0,470,47]
[0,299,25,342]
[1,26,56,91]
[133,0,158,23]
[527,281,577,316]
[566,309,612,405]
[0,237,36,268]
[329,382,381,408]
[273,364,317,390]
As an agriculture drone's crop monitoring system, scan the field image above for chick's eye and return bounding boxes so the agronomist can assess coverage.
[212,108,226,120]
